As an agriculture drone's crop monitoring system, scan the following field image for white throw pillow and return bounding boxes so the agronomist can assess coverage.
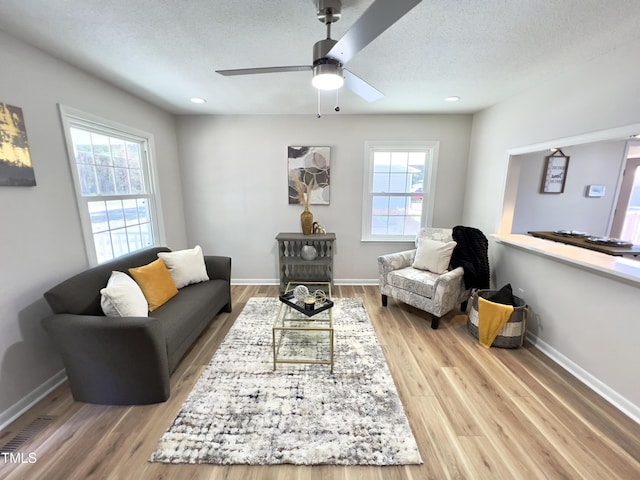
[412,239,457,274]
[157,245,209,289]
[100,271,149,317]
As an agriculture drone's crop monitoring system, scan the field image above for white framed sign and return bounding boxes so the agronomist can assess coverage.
[541,154,570,193]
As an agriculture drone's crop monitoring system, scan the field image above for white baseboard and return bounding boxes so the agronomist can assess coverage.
[527,332,640,424]
[0,370,67,430]
[335,279,378,285]
[231,279,278,285]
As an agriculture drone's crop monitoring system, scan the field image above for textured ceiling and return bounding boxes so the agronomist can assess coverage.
[1,0,640,116]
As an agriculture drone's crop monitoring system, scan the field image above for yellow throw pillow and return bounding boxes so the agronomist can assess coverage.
[128,258,178,312]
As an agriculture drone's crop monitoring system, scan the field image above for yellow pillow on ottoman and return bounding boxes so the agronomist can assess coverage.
[128,258,178,312]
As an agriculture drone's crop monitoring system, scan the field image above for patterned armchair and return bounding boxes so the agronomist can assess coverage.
[377,227,471,329]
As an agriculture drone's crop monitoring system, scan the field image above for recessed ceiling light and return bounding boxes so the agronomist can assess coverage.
[444,96,460,102]
[190,97,207,104]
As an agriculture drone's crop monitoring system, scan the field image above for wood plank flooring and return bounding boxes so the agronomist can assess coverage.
[1,285,639,479]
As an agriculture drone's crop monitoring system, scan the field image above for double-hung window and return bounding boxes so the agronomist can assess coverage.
[60,106,162,265]
[362,141,439,241]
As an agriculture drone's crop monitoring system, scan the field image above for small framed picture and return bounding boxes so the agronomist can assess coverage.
[541,154,570,193]
[586,184,606,197]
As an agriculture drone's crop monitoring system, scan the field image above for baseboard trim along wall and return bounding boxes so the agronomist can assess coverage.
[527,332,640,424]
[231,279,279,285]
[336,279,379,286]
[0,370,67,431]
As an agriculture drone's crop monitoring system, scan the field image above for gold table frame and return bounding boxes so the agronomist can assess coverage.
[272,282,334,373]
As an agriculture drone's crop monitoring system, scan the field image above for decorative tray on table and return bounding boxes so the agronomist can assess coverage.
[278,291,334,317]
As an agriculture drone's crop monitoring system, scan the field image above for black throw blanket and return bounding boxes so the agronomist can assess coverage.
[450,226,490,290]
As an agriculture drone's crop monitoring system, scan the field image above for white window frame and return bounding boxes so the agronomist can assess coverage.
[59,105,165,265]
[361,140,439,242]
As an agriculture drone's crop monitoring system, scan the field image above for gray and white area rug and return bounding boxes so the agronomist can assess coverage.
[150,297,422,465]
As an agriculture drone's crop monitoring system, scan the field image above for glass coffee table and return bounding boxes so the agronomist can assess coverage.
[272,282,335,373]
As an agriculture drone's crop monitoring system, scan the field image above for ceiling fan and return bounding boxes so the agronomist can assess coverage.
[216,0,422,105]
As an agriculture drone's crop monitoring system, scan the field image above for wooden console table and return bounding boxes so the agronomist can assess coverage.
[276,233,335,292]
[528,231,640,258]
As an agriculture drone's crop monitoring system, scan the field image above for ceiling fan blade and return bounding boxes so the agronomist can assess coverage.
[343,69,384,102]
[328,0,422,65]
[216,66,311,76]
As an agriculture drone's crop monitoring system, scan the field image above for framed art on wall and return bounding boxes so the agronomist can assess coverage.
[540,152,569,193]
[287,146,331,205]
[0,102,36,186]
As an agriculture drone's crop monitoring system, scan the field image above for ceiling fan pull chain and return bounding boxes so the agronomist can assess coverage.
[335,88,340,112]
[317,89,322,118]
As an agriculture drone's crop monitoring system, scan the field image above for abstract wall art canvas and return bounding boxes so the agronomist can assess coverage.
[0,103,36,186]
[287,146,330,205]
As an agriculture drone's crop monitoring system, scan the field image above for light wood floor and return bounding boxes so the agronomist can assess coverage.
[1,285,639,479]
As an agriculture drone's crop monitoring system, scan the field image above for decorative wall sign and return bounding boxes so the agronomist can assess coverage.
[540,152,569,193]
[287,146,330,205]
[0,103,36,186]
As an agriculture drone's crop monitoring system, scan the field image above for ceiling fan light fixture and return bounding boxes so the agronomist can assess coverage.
[312,63,344,90]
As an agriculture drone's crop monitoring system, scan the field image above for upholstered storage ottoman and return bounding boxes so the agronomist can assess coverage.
[467,289,527,348]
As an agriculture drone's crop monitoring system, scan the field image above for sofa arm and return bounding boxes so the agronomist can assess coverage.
[41,314,170,405]
[205,255,232,281]
[204,255,232,312]
[377,249,416,288]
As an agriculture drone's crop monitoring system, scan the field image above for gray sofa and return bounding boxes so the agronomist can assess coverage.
[42,246,231,405]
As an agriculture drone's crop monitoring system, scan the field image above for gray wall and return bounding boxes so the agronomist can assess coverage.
[464,36,640,415]
[510,141,626,235]
[175,114,473,282]
[0,31,187,425]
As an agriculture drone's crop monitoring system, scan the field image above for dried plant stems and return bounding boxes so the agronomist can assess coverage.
[291,173,314,208]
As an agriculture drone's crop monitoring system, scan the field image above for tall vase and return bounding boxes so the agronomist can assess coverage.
[300,207,314,235]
